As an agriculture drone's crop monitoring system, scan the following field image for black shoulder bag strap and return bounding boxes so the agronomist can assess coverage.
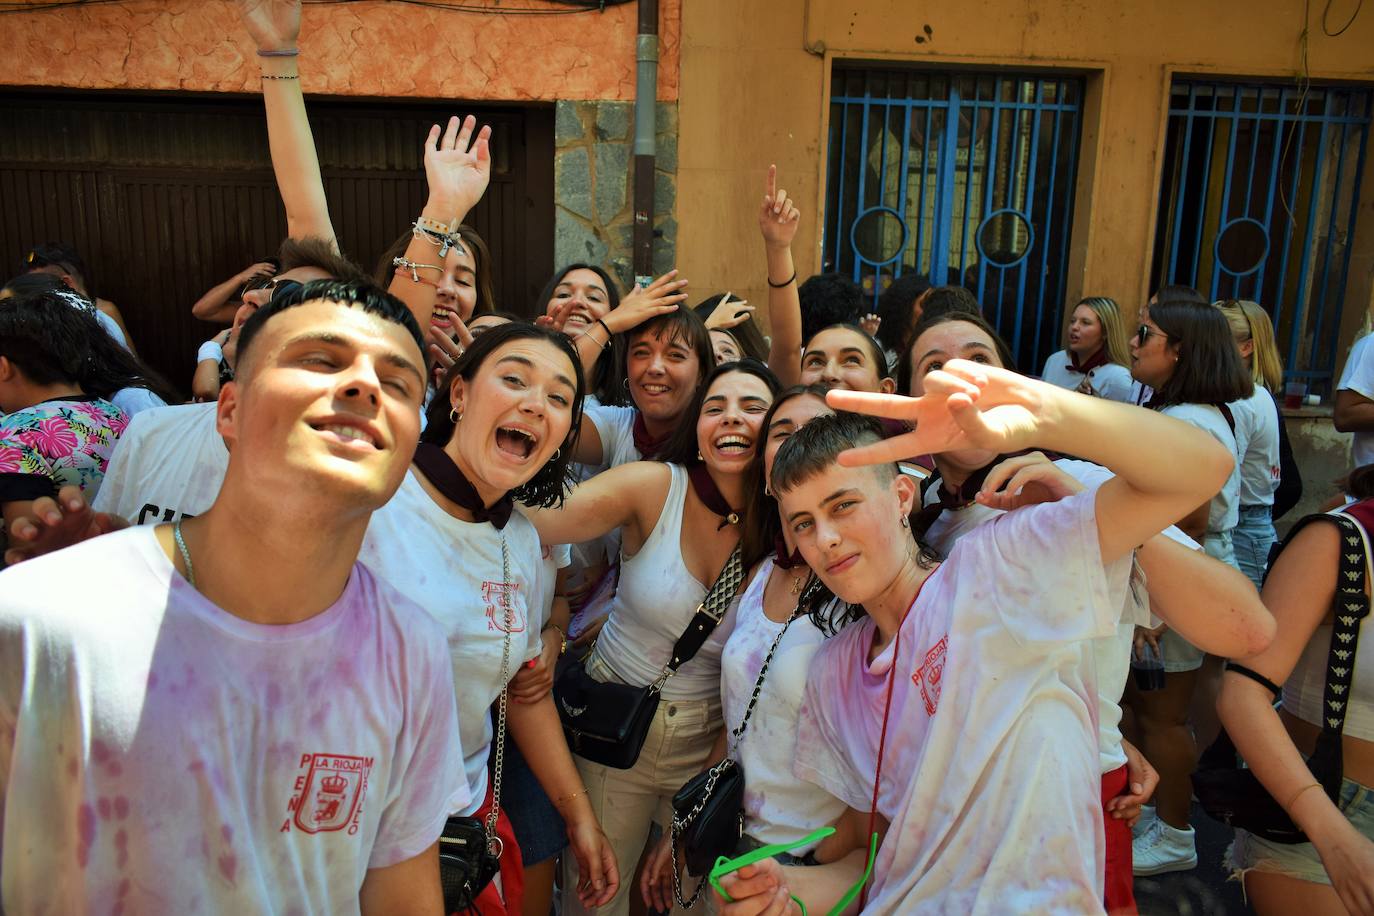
[654,545,745,691]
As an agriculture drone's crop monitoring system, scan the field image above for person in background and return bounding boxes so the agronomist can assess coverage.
[1335,327,1374,475]
[1040,296,1135,402]
[797,272,862,344]
[872,272,932,372]
[190,258,280,324]
[1217,298,1296,585]
[22,241,137,353]
[697,293,769,365]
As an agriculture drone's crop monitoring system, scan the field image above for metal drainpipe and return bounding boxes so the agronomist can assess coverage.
[632,0,659,284]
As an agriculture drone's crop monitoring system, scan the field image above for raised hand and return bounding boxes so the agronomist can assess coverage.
[424,115,492,222]
[704,293,755,331]
[238,261,277,285]
[759,165,801,250]
[604,270,690,335]
[242,0,300,53]
[859,312,881,338]
[427,322,471,388]
[536,294,579,335]
[976,451,1084,512]
[826,360,1048,467]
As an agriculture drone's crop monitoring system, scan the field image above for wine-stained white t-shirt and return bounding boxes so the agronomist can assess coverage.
[0,526,467,914]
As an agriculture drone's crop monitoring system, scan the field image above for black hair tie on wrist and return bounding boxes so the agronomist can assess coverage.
[767,271,797,289]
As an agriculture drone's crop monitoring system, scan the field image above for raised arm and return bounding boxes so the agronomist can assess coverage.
[192,261,275,324]
[827,361,1232,564]
[760,165,803,386]
[243,0,335,244]
[523,461,668,549]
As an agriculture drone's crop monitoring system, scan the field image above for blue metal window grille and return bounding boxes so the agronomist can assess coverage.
[824,67,1084,372]
[1151,80,1371,395]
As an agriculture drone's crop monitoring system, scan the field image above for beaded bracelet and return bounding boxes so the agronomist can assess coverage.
[392,264,439,289]
[261,74,299,81]
[393,257,445,283]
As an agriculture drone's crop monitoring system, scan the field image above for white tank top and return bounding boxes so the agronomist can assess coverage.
[593,463,737,701]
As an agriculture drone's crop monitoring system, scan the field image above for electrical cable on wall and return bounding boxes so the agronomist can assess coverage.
[1,0,633,14]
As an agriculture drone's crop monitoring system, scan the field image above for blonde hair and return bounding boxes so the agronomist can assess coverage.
[1066,297,1131,367]
[1216,299,1284,392]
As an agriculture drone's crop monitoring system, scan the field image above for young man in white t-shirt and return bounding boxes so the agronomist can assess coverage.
[713,363,1233,915]
[0,281,467,914]
[1335,332,1374,470]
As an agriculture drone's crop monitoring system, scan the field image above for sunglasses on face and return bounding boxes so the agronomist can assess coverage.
[240,276,305,304]
[1137,324,1171,345]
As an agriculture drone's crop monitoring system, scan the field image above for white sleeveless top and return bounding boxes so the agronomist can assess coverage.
[593,463,737,701]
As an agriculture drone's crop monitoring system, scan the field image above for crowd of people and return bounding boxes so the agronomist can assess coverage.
[3,3,1374,915]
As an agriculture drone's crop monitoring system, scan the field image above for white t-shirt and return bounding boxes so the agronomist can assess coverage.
[921,459,1194,774]
[720,558,845,850]
[94,310,128,350]
[1161,403,1241,536]
[111,387,168,419]
[796,491,1130,913]
[1040,350,1135,403]
[1339,334,1374,470]
[93,402,225,523]
[1230,386,1281,508]
[359,470,544,816]
[585,403,643,468]
[0,526,467,913]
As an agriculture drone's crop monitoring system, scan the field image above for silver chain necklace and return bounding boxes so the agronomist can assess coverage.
[174,518,196,588]
[485,531,514,855]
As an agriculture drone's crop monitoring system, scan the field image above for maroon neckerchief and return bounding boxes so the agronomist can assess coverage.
[632,412,670,459]
[878,417,911,440]
[1068,347,1110,375]
[687,462,740,530]
[412,442,513,530]
[773,532,804,570]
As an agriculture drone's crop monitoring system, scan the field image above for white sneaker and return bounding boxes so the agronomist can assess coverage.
[1131,805,1157,841]
[1132,819,1198,876]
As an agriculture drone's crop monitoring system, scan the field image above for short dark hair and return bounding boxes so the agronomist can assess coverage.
[920,285,982,322]
[421,322,586,509]
[0,291,98,387]
[23,241,92,289]
[740,383,830,568]
[277,237,370,285]
[771,410,891,495]
[798,273,862,342]
[236,279,425,374]
[874,272,932,355]
[1147,298,1254,408]
[804,322,891,381]
[658,358,782,467]
[694,294,769,362]
[624,306,715,400]
[898,310,1017,396]
[1152,284,1207,308]
[374,224,496,317]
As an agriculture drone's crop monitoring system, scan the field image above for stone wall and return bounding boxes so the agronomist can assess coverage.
[554,100,678,289]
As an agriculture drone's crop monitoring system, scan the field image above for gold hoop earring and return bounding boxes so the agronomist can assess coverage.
[552,448,561,461]
[450,406,462,423]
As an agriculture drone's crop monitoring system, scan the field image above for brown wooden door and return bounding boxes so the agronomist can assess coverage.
[0,91,554,393]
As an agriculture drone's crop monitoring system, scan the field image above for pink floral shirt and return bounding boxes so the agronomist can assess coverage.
[0,397,128,503]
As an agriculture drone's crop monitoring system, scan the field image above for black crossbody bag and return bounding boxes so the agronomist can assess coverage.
[1194,509,1371,844]
[554,546,744,770]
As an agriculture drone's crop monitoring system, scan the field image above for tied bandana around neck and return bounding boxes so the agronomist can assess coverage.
[1068,347,1110,375]
[632,411,670,459]
[773,531,805,570]
[412,442,514,529]
[688,462,741,530]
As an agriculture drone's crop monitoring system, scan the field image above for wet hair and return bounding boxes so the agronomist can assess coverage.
[277,237,370,285]
[740,383,831,569]
[658,358,781,467]
[1,276,179,403]
[899,310,1017,396]
[374,224,496,316]
[421,322,586,509]
[624,306,715,407]
[0,292,94,387]
[236,279,425,375]
[920,285,982,322]
[538,263,624,402]
[802,322,891,385]
[1146,298,1254,408]
[23,241,94,292]
[874,273,932,356]
[1216,299,1284,393]
[798,273,863,342]
[1068,296,1132,367]
[694,294,769,363]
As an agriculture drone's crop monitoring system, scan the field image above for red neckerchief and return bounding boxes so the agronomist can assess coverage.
[412,443,513,529]
[632,412,670,459]
[687,462,740,530]
[1067,347,1110,374]
[773,532,804,570]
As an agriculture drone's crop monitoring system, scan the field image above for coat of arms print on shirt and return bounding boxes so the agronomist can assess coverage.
[282,753,374,835]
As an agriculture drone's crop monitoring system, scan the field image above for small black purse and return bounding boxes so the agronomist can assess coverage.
[1194,510,1370,844]
[669,576,816,908]
[555,547,744,770]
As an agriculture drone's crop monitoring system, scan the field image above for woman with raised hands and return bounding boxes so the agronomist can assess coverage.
[714,359,1234,915]
[1040,296,1136,402]
[356,322,617,914]
[524,359,780,916]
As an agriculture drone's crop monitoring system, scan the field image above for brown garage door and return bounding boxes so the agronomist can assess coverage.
[0,90,554,392]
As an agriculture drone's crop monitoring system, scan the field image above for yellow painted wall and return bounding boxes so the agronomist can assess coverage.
[677,0,1374,350]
